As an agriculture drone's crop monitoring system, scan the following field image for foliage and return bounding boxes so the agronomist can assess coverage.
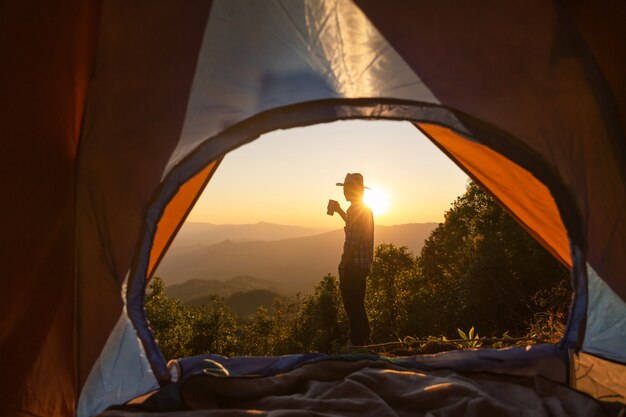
[238,275,348,355]
[186,296,238,356]
[531,279,571,318]
[417,181,570,336]
[187,289,282,318]
[146,277,238,359]
[525,312,566,344]
[251,297,303,355]
[296,274,347,352]
[239,305,274,355]
[457,326,482,348]
[145,276,193,359]
[366,244,419,342]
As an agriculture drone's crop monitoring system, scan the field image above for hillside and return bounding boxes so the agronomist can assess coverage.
[156,223,437,293]
[164,276,282,301]
[186,289,283,318]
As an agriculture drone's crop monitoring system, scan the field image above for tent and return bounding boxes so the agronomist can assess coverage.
[1,0,625,416]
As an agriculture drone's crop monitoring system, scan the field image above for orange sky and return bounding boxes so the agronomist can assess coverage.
[186,120,469,229]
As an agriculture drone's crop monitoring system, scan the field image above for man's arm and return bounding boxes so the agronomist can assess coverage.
[335,207,347,222]
[331,201,347,222]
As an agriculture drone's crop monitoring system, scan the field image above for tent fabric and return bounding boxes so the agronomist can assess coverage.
[175,344,568,384]
[356,0,626,303]
[582,265,626,363]
[1,0,625,416]
[573,352,626,404]
[76,309,158,417]
[128,96,589,381]
[147,159,222,279]
[74,0,214,392]
[565,0,626,197]
[415,123,570,267]
[0,1,100,416]
[162,0,440,175]
[98,358,608,417]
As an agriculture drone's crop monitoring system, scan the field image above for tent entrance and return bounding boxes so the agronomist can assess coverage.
[126,101,584,385]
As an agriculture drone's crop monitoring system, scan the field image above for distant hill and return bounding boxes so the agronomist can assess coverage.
[167,222,326,249]
[156,222,437,294]
[165,276,282,302]
[186,289,283,318]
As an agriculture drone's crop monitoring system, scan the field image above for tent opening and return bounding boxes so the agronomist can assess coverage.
[142,119,573,365]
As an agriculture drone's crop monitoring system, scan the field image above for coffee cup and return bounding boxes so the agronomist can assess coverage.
[327,199,337,216]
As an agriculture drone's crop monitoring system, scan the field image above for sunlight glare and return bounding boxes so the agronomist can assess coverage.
[363,188,390,216]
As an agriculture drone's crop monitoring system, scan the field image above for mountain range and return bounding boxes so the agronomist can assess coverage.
[169,222,326,247]
[155,222,437,294]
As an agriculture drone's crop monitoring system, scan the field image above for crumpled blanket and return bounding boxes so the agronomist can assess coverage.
[100,359,611,417]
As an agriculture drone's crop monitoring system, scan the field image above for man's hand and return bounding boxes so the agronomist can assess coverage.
[328,200,341,213]
[330,201,347,221]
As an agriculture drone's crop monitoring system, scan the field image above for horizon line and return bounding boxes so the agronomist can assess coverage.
[183,220,440,228]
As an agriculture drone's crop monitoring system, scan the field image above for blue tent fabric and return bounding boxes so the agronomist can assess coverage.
[175,345,567,383]
[177,353,327,378]
[98,354,616,417]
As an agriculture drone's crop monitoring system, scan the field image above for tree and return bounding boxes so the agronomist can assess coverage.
[238,294,305,355]
[145,276,193,359]
[186,296,237,356]
[365,244,419,342]
[146,277,238,358]
[297,274,347,352]
[241,305,274,355]
[417,181,570,336]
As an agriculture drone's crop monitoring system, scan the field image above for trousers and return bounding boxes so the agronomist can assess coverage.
[339,262,371,346]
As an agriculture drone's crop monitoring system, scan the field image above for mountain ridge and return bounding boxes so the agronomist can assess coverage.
[156,222,437,294]
[168,221,328,249]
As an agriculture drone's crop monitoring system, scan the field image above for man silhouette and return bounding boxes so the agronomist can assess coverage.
[328,173,374,346]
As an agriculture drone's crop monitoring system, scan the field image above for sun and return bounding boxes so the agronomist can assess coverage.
[363,188,390,216]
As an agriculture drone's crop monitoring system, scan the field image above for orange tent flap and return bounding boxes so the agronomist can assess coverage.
[147,159,222,279]
[417,123,571,268]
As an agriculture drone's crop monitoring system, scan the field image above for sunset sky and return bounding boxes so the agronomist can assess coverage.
[186,120,469,229]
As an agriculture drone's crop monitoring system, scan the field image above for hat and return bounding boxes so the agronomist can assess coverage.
[336,173,370,189]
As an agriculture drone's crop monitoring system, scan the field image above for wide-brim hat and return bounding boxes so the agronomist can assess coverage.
[336,173,370,189]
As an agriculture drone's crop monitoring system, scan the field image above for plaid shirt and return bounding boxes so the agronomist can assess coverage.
[343,201,374,269]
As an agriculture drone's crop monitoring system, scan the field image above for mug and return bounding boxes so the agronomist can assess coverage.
[327,199,337,216]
